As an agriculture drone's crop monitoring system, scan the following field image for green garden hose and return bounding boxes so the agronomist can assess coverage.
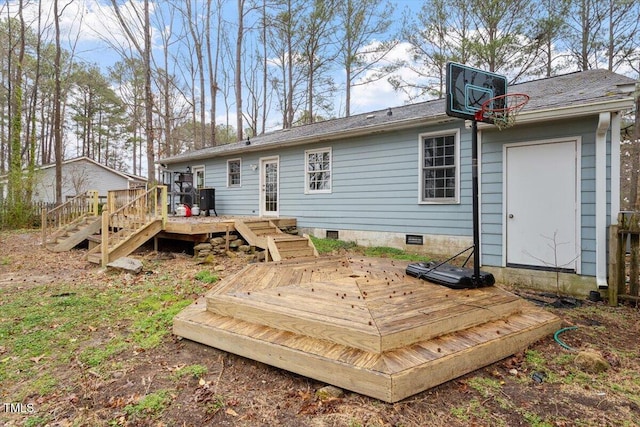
[554,326,578,351]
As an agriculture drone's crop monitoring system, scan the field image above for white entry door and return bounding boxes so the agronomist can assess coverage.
[505,140,579,272]
[260,156,279,216]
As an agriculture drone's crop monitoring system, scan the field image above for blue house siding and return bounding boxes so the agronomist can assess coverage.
[480,115,610,275]
[160,70,635,295]
[170,113,611,280]
[176,124,479,241]
[279,126,475,237]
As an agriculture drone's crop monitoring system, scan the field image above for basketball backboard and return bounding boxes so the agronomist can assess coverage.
[445,62,507,123]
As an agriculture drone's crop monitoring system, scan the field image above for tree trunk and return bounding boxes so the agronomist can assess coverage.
[261,0,267,134]
[631,85,640,210]
[236,0,244,141]
[144,0,155,183]
[9,0,26,205]
[581,0,590,70]
[286,0,294,128]
[54,0,63,204]
[206,0,217,146]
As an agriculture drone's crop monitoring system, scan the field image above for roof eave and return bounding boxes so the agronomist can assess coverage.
[511,97,635,126]
[160,115,455,164]
[162,96,635,164]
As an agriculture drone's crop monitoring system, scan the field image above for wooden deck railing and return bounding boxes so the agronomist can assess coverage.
[41,190,99,245]
[107,188,147,213]
[100,185,167,265]
[609,211,640,305]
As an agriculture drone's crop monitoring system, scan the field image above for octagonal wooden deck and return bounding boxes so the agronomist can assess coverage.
[174,256,561,402]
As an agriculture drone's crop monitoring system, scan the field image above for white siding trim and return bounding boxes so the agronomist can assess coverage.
[227,158,242,188]
[596,112,610,288]
[259,156,279,217]
[478,129,483,266]
[304,147,332,194]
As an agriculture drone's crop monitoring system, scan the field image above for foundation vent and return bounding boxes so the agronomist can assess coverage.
[326,230,339,240]
[405,234,423,245]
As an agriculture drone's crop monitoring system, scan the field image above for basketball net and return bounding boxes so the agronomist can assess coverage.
[475,93,530,131]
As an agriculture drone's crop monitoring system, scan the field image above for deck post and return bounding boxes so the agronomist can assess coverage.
[91,190,99,216]
[101,210,109,267]
[160,186,168,229]
[608,224,622,306]
[630,233,639,298]
[41,207,47,245]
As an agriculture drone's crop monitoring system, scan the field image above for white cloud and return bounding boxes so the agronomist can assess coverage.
[349,41,430,114]
[8,0,157,65]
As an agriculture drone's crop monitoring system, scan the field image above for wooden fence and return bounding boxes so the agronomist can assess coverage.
[609,211,640,305]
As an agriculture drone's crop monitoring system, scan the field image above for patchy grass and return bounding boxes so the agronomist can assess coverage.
[172,364,208,381]
[2,230,640,427]
[0,267,208,401]
[194,269,219,284]
[123,389,171,420]
[310,237,431,262]
[310,236,357,253]
[362,246,430,261]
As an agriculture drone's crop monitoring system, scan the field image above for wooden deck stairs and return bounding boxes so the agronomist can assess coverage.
[42,187,168,266]
[42,190,101,252]
[46,216,102,252]
[86,218,163,265]
[87,186,167,266]
[175,256,562,402]
[234,219,318,261]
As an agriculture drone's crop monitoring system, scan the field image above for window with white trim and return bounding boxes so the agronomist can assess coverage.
[420,132,458,202]
[305,148,331,193]
[192,165,205,189]
[227,159,241,187]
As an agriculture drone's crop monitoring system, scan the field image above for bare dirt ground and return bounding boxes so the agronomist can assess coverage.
[1,230,639,427]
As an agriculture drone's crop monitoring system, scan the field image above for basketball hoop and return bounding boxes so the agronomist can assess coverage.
[475,93,530,130]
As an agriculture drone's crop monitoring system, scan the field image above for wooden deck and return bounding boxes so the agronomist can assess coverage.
[174,256,561,402]
[162,215,296,236]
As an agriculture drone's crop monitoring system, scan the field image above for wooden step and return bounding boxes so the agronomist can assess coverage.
[206,268,526,353]
[274,236,312,250]
[275,247,316,259]
[175,256,562,403]
[88,219,162,265]
[267,234,318,262]
[246,222,280,236]
[48,217,102,252]
[87,252,101,264]
[175,302,560,403]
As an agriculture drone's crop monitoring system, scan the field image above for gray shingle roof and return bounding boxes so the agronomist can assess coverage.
[160,69,636,164]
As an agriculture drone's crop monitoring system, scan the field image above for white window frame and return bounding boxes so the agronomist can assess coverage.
[305,147,332,194]
[191,165,205,190]
[227,158,242,188]
[418,129,460,204]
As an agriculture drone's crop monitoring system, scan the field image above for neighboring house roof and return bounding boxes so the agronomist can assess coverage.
[160,69,637,164]
[31,156,147,182]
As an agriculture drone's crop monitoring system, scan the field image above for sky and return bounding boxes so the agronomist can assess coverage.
[7,0,638,135]
[7,0,432,130]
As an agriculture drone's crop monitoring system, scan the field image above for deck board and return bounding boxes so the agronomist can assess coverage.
[174,255,561,402]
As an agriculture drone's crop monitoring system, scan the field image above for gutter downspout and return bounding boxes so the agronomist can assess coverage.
[610,113,621,221]
[596,112,611,289]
